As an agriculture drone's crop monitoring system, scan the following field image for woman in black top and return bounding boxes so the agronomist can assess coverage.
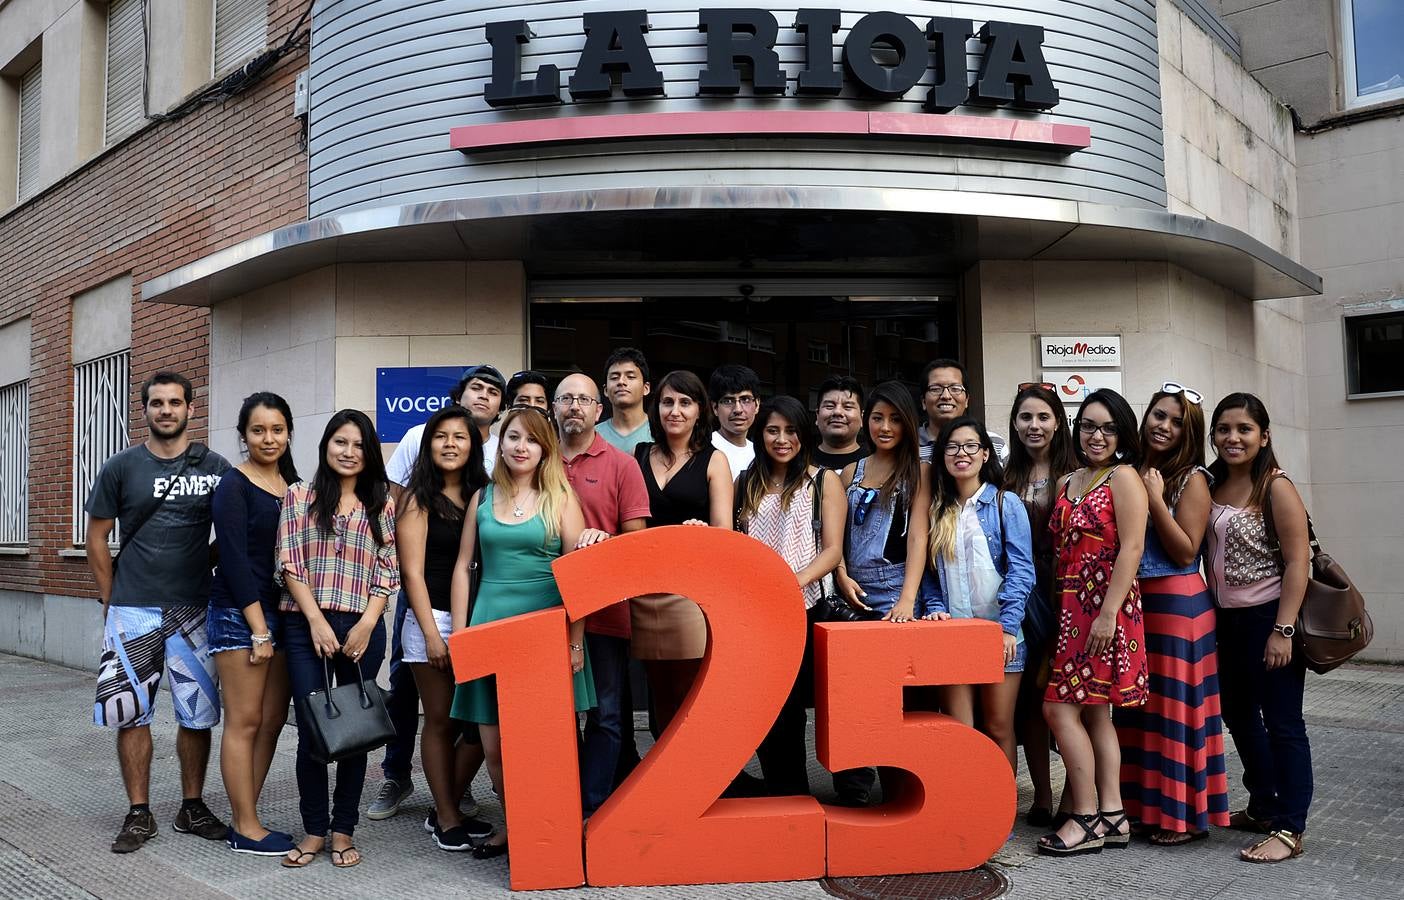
[629,370,733,737]
[397,406,491,852]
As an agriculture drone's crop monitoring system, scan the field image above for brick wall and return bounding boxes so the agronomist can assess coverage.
[0,0,308,600]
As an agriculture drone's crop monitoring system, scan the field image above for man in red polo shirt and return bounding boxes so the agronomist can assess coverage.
[553,372,652,816]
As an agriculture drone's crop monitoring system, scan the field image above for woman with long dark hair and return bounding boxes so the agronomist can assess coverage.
[207,392,299,856]
[278,410,398,869]
[923,416,1034,773]
[1038,389,1147,857]
[397,406,493,852]
[1204,393,1312,864]
[629,370,734,736]
[1003,384,1077,825]
[734,395,845,795]
[1115,384,1230,846]
[450,406,594,859]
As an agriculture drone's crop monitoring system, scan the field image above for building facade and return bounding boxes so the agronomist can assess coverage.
[0,0,1399,663]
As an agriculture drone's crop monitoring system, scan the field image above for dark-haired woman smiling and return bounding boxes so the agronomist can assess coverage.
[1038,389,1147,857]
[208,392,299,856]
[277,410,399,869]
[1204,393,1312,864]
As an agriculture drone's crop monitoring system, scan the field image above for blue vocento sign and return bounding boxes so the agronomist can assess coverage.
[376,366,464,442]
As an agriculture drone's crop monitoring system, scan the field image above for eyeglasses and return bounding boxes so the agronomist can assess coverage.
[1018,382,1055,391]
[718,396,758,409]
[924,383,967,397]
[554,395,599,408]
[852,487,880,526]
[1161,381,1204,405]
[943,441,984,457]
[1077,419,1119,437]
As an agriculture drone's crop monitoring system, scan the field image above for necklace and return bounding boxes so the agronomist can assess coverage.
[510,489,536,518]
[245,464,285,498]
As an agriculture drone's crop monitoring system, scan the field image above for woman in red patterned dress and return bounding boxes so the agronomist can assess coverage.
[1038,389,1148,857]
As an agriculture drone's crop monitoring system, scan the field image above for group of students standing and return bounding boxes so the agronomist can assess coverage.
[86,351,1315,871]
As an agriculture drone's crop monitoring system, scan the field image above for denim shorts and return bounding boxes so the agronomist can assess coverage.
[1005,637,1028,674]
[206,604,285,654]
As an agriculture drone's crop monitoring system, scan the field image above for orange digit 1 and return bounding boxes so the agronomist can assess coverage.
[553,527,826,887]
[815,619,1015,875]
[446,607,584,890]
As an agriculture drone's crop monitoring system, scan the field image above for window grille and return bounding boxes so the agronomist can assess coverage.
[104,0,146,145]
[213,0,267,75]
[0,381,27,545]
[17,63,41,202]
[72,351,130,545]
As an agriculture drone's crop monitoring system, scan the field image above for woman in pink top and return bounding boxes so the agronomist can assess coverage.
[1204,393,1313,864]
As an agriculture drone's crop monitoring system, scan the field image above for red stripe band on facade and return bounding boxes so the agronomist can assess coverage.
[449,110,1092,152]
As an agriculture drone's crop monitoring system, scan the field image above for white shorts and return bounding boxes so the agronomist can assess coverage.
[402,608,453,664]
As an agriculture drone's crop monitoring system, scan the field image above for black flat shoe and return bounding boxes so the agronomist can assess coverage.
[471,840,508,859]
[1026,806,1054,827]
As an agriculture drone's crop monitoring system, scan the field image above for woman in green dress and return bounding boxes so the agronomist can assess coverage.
[449,405,594,859]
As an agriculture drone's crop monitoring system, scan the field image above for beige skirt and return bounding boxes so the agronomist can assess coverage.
[629,593,708,660]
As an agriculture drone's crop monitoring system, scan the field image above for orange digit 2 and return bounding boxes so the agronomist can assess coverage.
[815,619,1016,875]
[446,607,584,890]
[553,526,826,887]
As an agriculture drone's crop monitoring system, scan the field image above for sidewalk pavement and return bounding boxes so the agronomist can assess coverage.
[0,651,1399,899]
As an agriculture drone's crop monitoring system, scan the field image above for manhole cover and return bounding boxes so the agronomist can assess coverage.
[821,867,1009,900]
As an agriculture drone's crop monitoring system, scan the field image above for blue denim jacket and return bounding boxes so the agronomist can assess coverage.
[1138,467,1210,578]
[925,483,1036,635]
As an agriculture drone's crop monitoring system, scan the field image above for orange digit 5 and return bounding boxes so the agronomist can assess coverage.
[553,526,826,886]
[815,619,1015,875]
[446,607,584,890]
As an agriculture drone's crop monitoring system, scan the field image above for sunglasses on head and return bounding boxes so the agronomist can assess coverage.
[1018,382,1056,392]
[1161,381,1203,405]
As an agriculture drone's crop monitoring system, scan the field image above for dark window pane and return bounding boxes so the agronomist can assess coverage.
[1348,311,1404,394]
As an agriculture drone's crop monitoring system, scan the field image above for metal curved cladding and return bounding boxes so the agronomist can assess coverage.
[307,0,1168,219]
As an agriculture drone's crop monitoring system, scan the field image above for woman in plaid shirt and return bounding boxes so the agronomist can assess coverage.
[277,409,399,869]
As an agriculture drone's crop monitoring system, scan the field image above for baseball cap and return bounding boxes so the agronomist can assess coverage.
[458,364,506,392]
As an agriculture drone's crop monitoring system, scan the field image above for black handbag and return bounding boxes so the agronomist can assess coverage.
[294,654,395,764]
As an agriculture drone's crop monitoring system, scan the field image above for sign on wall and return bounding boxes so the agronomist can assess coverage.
[1041,369,1124,428]
[1039,335,1121,368]
[376,366,463,442]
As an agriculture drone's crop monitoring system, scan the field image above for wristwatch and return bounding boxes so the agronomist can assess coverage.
[1272,623,1296,638]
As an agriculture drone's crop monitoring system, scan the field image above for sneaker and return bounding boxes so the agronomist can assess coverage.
[462,795,481,819]
[424,810,493,844]
[112,809,157,854]
[434,823,479,852]
[173,800,228,841]
[227,828,296,857]
[366,778,412,820]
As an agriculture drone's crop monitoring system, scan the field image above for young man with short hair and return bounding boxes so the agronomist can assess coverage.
[506,369,550,411]
[374,362,505,820]
[86,371,232,853]
[920,358,1008,463]
[554,373,652,815]
[811,376,869,470]
[709,365,760,479]
[596,348,652,454]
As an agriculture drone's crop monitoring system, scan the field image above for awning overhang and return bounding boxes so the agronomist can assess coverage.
[140,187,1321,305]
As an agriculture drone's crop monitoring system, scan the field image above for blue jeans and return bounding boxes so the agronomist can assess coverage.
[1217,598,1312,833]
[285,611,387,837]
[380,590,419,782]
[580,633,636,815]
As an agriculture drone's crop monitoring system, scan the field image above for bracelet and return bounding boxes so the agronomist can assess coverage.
[568,643,583,652]
[250,633,272,646]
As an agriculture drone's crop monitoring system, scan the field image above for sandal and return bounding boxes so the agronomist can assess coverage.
[1036,812,1105,857]
[330,846,362,868]
[281,848,320,869]
[1228,810,1272,834]
[1240,830,1303,864]
[1150,829,1208,847]
[1098,809,1131,849]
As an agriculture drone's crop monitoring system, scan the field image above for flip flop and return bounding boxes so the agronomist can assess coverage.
[1150,829,1209,847]
[330,846,362,868]
[281,848,320,868]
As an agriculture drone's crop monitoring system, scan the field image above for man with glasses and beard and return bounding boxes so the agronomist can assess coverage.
[920,358,1008,464]
[554,373,652,816]
[86,371,232,853]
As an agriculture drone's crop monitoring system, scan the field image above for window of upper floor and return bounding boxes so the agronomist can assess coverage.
[213,0,268,77]
[1341,0,1404,108]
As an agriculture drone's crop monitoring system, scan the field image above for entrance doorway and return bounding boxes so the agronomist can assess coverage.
[528,279,958,405]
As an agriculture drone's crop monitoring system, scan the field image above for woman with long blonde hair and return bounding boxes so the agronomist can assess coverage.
[449,406,594,859]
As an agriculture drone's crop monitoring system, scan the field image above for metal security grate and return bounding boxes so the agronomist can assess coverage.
[213,0,267,75]
[16,62,41,202]
[0,381,27,545]
[72,351,129,545]
[822,867,1010,900]
[104,0,147,145]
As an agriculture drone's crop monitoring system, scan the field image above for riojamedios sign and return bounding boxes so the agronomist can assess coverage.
[485,8,1060,113]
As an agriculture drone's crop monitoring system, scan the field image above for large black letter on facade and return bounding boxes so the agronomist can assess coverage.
[842,12,928,99]
[698,9,784,95]
[568,10,666,100]
[794,8,842,95]
[970,21,1059,109]
[925,18,972,112]
[484,20,561,106]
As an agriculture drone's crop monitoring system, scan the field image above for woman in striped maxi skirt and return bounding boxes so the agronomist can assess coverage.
[1114,386,1229,844]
